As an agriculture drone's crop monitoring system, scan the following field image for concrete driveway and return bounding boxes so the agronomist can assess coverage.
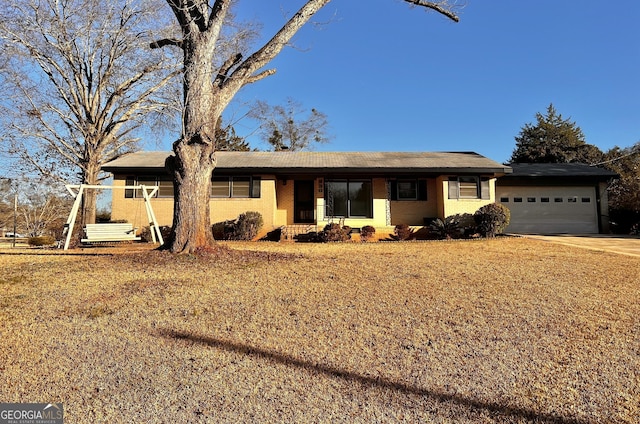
[521,234,640,257]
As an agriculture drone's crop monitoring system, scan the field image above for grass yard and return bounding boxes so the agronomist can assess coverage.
[0,238,638,423]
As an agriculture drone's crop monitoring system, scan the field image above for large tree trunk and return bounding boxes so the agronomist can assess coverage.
[167,144,216,252]
[167,31,221,253]
[81,191,97,226]
[81,160,101,226]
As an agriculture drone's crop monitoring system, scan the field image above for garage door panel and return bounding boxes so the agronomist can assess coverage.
[496,186,598,234]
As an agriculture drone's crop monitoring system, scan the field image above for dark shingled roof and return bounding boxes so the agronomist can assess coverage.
[503,163,618,180]
[102,151,513,175]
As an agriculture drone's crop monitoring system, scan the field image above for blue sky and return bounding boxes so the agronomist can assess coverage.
[202,0,640,163]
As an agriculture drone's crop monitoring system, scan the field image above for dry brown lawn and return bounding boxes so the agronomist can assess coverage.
[0,238,638,423]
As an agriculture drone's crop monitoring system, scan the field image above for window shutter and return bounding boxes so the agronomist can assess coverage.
[448,177,459,199]
[251,176,261,198]
[390,180,398,201]
[480,178,490,200]
[418,180,428,200]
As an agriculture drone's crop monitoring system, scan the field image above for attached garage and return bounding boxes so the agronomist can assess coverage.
[497,185,598,233]
[496,164,617,234]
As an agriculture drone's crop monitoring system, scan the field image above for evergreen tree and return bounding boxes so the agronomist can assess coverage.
[214,117,252,151]
[510,104,603,164]
[601,142,640,232]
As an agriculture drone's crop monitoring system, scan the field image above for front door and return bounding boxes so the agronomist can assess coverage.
[294,180,315,223]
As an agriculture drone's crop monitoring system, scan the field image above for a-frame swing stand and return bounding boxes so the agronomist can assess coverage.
[62,184,164,251]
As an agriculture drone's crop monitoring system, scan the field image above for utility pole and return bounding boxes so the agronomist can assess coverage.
[12,191,17,248]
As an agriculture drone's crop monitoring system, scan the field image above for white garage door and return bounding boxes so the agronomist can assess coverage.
[496,186,598,234]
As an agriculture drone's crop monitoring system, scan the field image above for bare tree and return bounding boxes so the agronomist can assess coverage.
[250,98,332,151]
[155,0,460,253]
[0,0,181,225]
[18,183,73,238]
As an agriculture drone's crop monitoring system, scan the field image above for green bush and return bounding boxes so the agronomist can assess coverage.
[214,211,264,241]
[429,213,476,240]
[360,225,376,242]
[139,226,172,243]
[234,211,264,241]
[27,235,56,246]
[393,224,414,241]
[319,223,351,242]
[211,220,235,240]
[474,203,511,237]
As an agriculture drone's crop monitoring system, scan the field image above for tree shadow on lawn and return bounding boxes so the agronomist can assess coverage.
[159,329,588,424]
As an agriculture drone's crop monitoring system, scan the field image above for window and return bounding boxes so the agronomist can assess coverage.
[325,180,372,218]
[390,180,427,201]
[541,197,550,203]
[514,197,523,203]
[124,176,171,198]
[568,197,577,203]
[581,197,591,203]
[124,175,260,199]
[554,197,563,203]
[398,180,417,200]
[125,177,135,198]
[459,176,479,198]
[158,179,174,197]
[500,197,509,202]
[211,176,260,198]
[527,197,536,203]
[211,177,230,197]
[232,177,251,197]
[448,177,490,200]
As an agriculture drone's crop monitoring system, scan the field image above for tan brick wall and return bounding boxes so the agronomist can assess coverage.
[110,175,277,233]
[210,175,277,230]
[110,174,499,235]
[389,179,438,225]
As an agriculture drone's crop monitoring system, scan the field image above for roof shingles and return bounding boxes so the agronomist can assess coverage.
[102,151,512,174]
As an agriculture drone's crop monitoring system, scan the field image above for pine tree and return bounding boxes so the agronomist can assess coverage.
[601,142,640,232]
[215,117,251,151]
[510,104,603,164]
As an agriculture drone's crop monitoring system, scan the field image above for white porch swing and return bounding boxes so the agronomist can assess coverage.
[62,184,164,251]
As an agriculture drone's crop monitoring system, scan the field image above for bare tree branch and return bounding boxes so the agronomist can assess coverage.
[404,0,461,22]
[213,52,243,86]
[150,38,184,49]
[243,69,277,86]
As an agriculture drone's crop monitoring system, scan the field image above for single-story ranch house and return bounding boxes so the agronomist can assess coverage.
[101,151,617,237]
